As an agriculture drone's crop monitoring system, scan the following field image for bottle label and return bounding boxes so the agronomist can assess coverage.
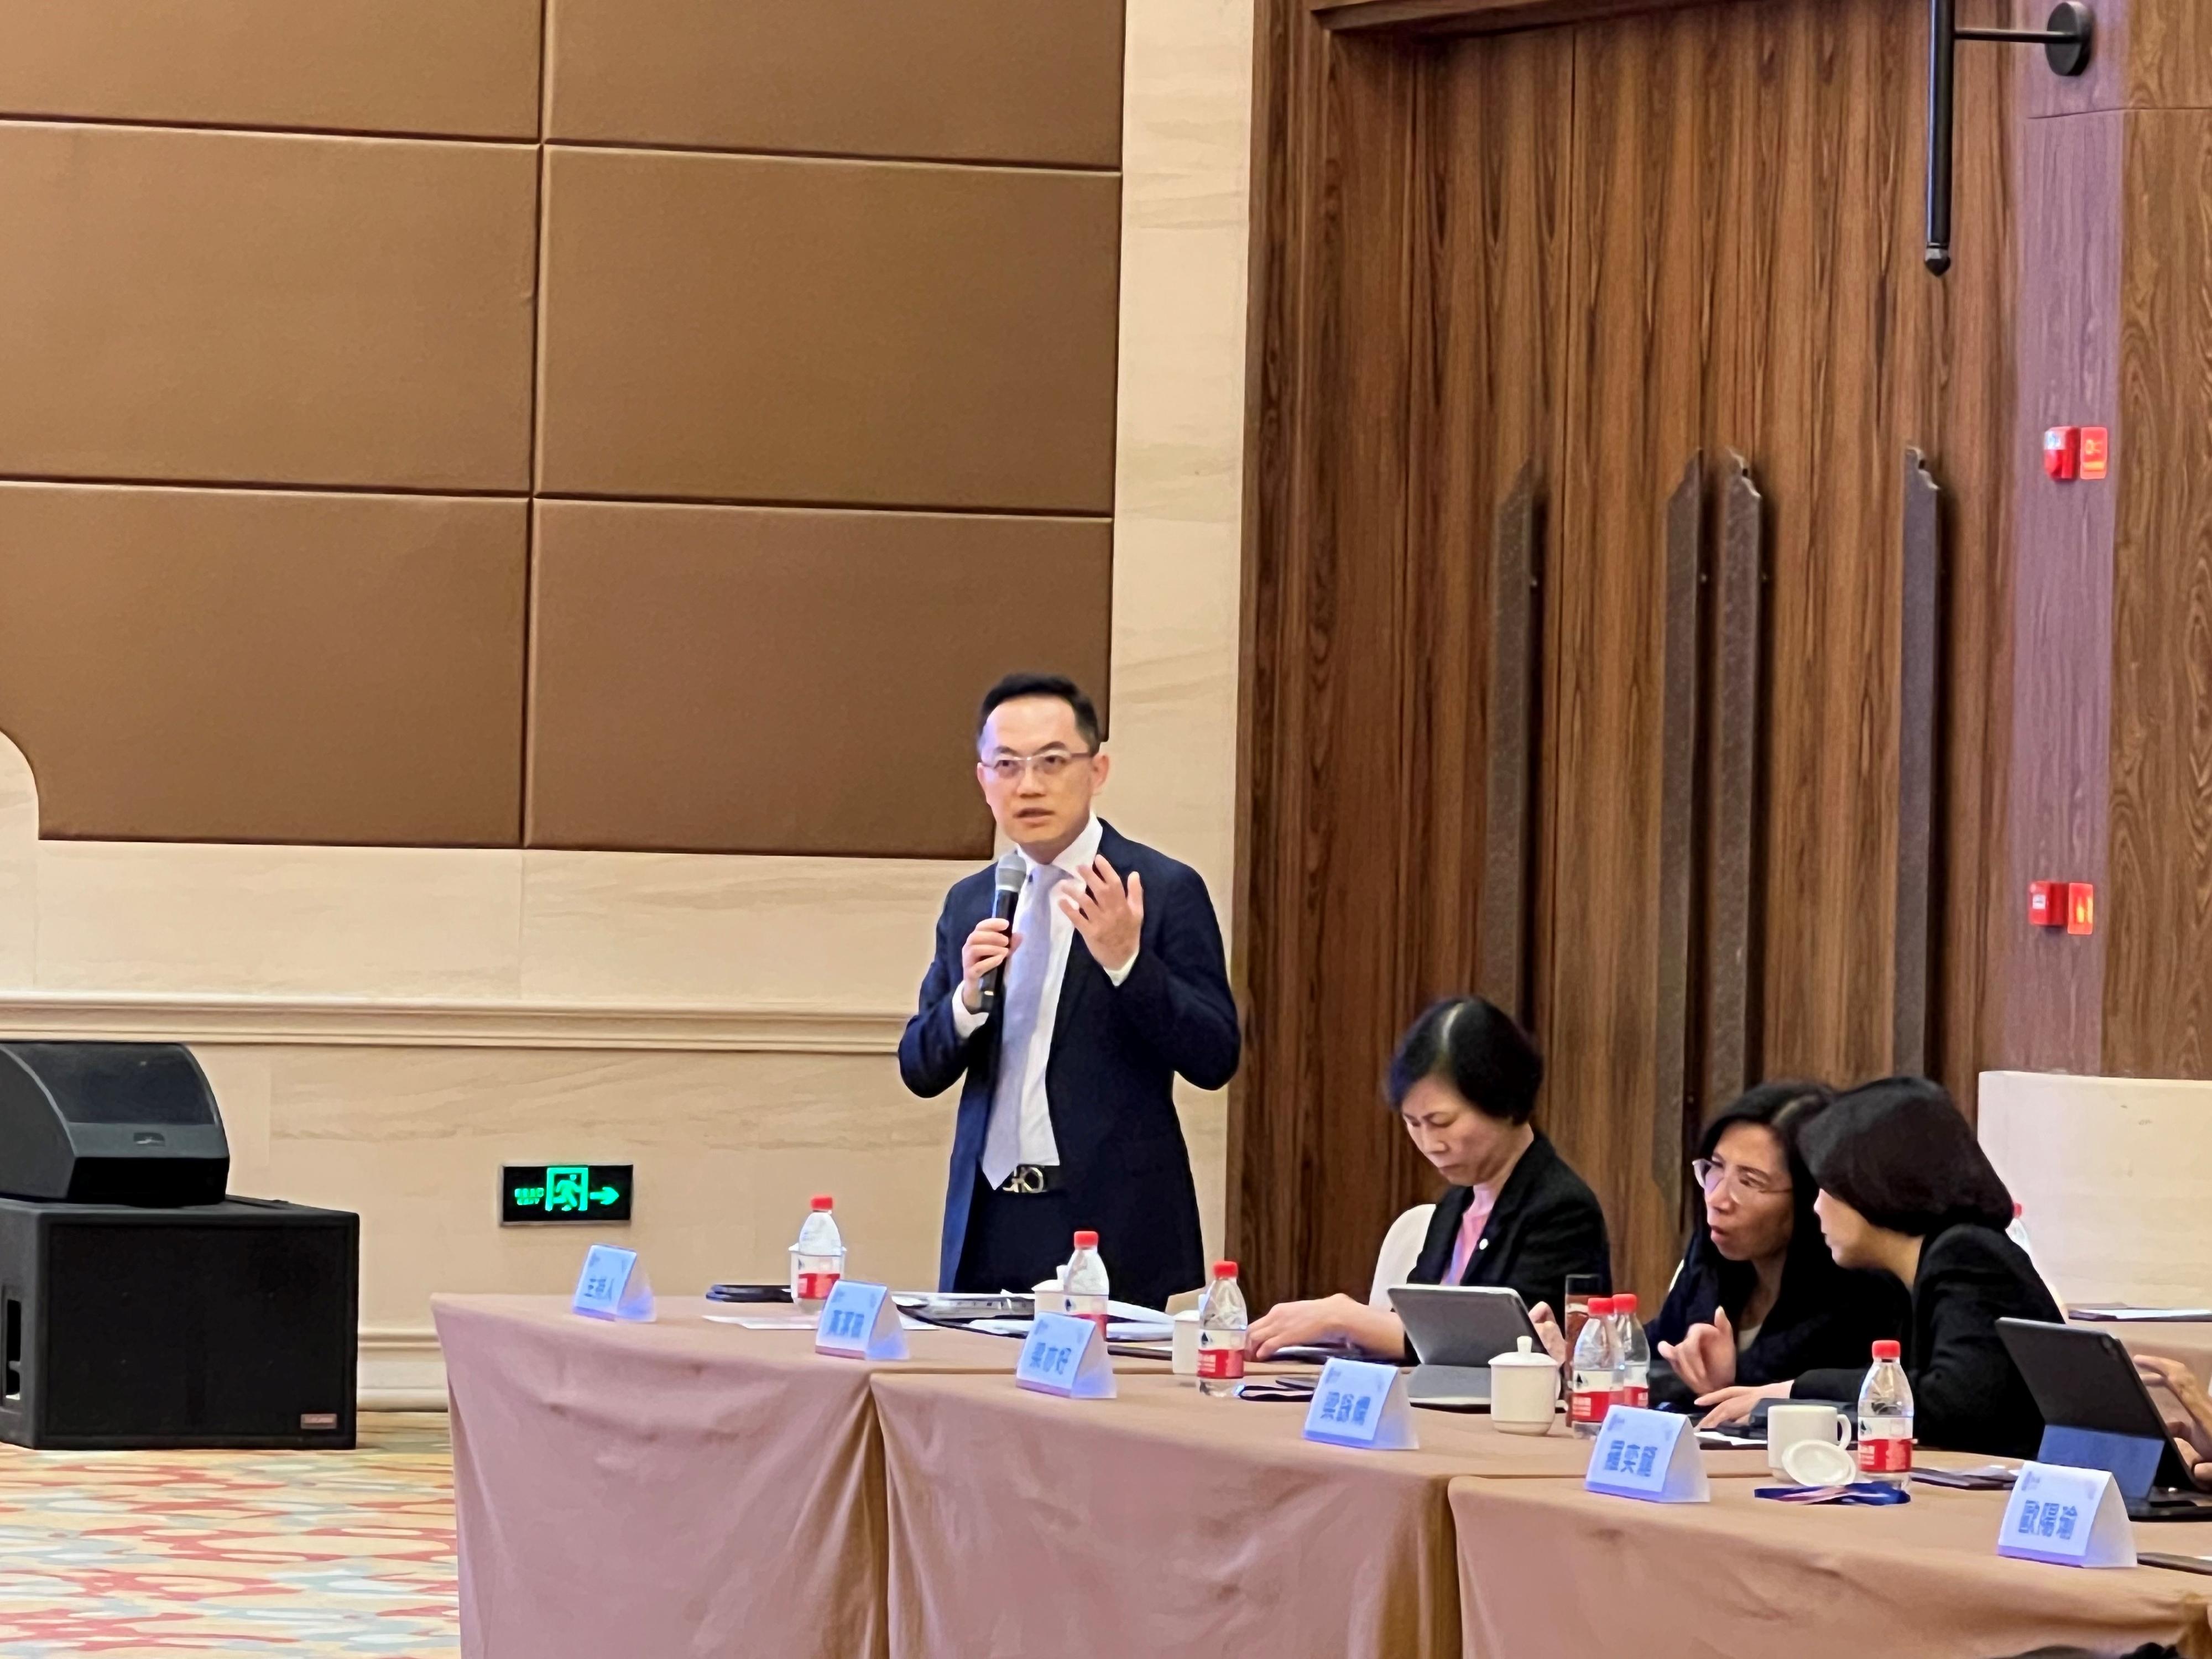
[1076,1311,1112,1338]
[1196,1340,1246,1381]
[1618,1384,1649,1410]
[1858,1433,1913,1474]
[1569,1387,1614,1424]
[795,1269,841,1302]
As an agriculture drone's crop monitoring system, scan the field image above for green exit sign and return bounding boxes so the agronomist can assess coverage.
[501,1164,633,1224]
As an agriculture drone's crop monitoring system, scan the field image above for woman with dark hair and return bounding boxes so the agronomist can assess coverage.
[1696,1076,2063,1455]
[1639,1082,1908,1409]
[1247,996,1611,1360]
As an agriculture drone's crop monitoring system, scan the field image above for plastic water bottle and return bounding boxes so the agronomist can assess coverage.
[1569,1295,1620,1436]
[1857,1338,1915,1485]
[1196,1260,1248,1397]
[1065,1230,1110,1337]
[1613,1292,1650,1410]
[2007,1202,2038,1264]
[789,1195,845,1313]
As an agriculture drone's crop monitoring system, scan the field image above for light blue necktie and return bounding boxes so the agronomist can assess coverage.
[980,864,1067,1189]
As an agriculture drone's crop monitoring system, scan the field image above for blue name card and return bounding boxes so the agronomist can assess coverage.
[1016,1312,1116,1399]
[815,1280,907,1361]
[1998,1461,2136,1569]
[570,1244,654,1323]
[1302,1358,1418,1451]
[1585,1406,1709,1504]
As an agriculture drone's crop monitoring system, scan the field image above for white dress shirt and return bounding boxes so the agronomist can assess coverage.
[951,816,1138,1168]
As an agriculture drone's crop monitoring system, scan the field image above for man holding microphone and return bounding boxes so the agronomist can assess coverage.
[899,673,1239,1310]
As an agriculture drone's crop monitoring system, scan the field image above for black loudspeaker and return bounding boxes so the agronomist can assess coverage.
[0,1196,359,1449]
[0,1042,229,1206]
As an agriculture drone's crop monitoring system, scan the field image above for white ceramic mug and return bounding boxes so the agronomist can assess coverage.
[1171,1310,1203,1376]
[1766,1402,1851,1473]
[1488,1335,1560,1435]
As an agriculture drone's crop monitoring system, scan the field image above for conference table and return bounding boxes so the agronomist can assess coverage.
[441,1294,2212,1659]
[1451,1471,2212,1658]
[435,1293,1098,1659]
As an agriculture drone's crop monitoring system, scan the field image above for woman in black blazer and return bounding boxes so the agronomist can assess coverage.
[1248,997,1611,1361]
[1697,1076,2062,1456]
[1640,1082,1908,1410]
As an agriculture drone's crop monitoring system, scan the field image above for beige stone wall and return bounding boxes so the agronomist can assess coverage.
[0,0,1254,1401]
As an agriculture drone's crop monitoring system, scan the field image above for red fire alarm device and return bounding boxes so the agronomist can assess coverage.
[2028,880,2067,927]
[2044,426,2080,480]
[2067,882,2096,935]
[2080,427,2110,480]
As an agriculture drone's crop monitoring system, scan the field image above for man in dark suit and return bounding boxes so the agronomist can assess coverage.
[898,673,1240,1310]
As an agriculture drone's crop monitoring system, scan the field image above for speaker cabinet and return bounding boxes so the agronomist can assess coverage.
[0,1195,358,1449]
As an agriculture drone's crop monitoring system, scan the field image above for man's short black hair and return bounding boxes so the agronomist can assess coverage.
[977,673,1103,750]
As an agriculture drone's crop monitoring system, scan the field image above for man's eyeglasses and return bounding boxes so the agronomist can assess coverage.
[983,749,1095,783]
[1692,1157,1787,1199]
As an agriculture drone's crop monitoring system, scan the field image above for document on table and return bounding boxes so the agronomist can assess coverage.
[968,1317,1176,1342]
[2070,1306,2212,1323]
[708,1313,931,1332]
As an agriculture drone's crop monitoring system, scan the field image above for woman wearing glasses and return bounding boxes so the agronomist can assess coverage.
[1641,1082,1907,1409]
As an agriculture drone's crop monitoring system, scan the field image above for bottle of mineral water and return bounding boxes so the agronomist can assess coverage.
[1569,1295,1620,1436]
[789,1195,845,1313]
[1857,1338,1915,1486]
[1612,1292,1650,1410]
[1065,1230,1111,1336]
[1196,1260,1249,1397]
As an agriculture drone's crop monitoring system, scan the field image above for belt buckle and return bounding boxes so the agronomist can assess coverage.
[1006,1165,1048,1195]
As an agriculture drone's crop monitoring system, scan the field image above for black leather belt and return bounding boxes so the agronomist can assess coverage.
[996,1164,1066,1195]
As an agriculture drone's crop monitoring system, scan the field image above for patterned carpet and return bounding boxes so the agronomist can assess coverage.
[0,1415,456,1657]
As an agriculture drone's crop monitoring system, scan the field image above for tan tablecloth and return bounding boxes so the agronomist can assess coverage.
[870,1369,1773,1659]
[1450,1470,2212,1659]
[436,1293,1048,1659]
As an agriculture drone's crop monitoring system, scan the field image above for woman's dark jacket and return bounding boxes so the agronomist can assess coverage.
[1793,1223,2062,1457]
[1405,1131,1611,1334]
[1645,1219,1908,1410]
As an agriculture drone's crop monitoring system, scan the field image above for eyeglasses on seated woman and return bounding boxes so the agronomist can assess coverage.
[1246,995,1612,1364]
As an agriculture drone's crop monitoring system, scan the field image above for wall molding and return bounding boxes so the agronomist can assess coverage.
[359,1324,447,1413]
[0,992,908,1053]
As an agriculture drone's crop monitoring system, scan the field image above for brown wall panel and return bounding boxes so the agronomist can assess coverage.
[0,0,542,139]
[0,484,527,846]
[2104,110,2212,1078]
[527,502,1113,857]
[546,0,1124,166]
[1238,0,2019,1308]
[0,126,538,491]
[535,148,1120,513]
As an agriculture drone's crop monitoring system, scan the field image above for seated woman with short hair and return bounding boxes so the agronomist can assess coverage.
[1696,1076,2062,1456]
[1248,996,1611,1361]
[1640,1082,1908,1409]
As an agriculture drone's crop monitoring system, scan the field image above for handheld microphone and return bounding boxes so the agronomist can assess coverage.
[978,849,1026,1011]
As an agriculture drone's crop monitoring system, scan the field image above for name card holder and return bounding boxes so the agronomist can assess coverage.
[1016,1312,1117,1399]
[815,1280,907,1361]
[1997,1462,2136,1568]
[1301,1358,1418,1451]
[1585,1406,1709,1503]
[571,1244,655,1322]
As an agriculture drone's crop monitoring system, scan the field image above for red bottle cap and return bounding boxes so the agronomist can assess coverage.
[1587,1296,1614,1316]
[810,1195,834,1211]
[1073,1230,1099,1249]
[1614,1292,1639,1314]
[1872,1339,1902,1360]
[1212,1260,1238,1279]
